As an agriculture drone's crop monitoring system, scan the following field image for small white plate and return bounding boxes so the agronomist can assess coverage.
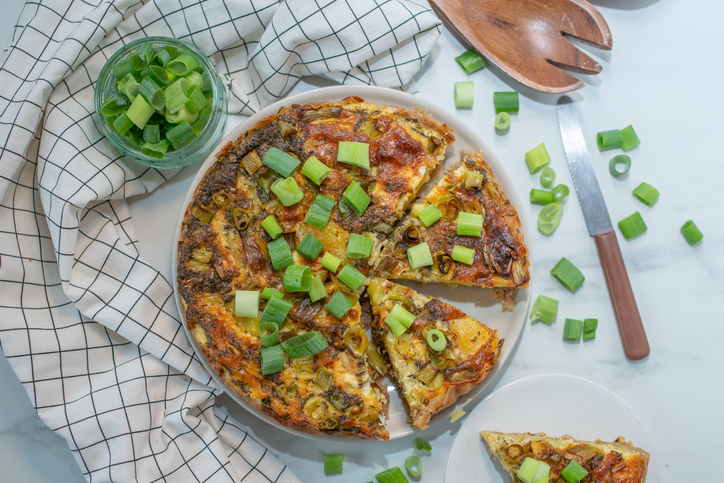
[172,85,532,442]
[445,373,659,482]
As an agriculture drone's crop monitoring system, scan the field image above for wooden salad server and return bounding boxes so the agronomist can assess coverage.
[429,0,613,93]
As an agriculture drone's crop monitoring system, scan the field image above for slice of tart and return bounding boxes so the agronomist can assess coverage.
[367,278,503,429]
[374,149,530,311]
[480,431,650,483]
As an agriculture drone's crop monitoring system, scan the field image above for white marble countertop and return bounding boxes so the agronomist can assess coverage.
[2,0,722,481]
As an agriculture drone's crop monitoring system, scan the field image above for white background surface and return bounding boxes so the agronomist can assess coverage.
[1,0,722,481]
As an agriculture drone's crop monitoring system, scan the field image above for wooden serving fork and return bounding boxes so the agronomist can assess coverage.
[429,0,613,93]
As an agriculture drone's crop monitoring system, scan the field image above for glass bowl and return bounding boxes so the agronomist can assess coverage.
[94,36,227,169]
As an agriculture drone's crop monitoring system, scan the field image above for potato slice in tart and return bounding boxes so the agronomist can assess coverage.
[374,149,530,311]
[367,278,503,429]
[480,431,650,483]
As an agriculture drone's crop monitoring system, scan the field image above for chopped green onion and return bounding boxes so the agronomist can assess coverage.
[551,257,585,292]
[493,91,519,113]
[283,264,312,292]
[143,124,160,144]
[164,106,197,125]
[384,304,416,338]
[321,252,342,273]
[138,76,165,110]
[609,154,631,177]
[141,140,171,159]
[618,211,647,240]
[455,49,486,74]
[407,242,433,269]
[190,101,212,132]
[112,57,135,81]
[681,220,703,245]
[524,143,551,174]
[125,94,155,128]
[282,331,328,359]
[426,329,446,352]
[494,111,511,130]
[301,156,332,184]
[260,296,293,325]
[324,453,343,475]
[457,211,483,237]
[261,287,284,300]
[529,294,559,324]
[184,84,207,115]
[308,275,327,303]
[540,167,556,188]
[100,92,130,116]
[259,322,279,346]
[597,130,623,151]
[342,181,371,215]
[346,234,374,259]
[296,234,324,261]
[325,292,354,319]
[166,121,197,149]
[337,141,370,169]
[530,188,555,206]
[112,112,134,136]
[147,65,171,86]
[167,52,200,76]
[417,204,442,227]
[632,182,659,207]
[552,184,570,202]
[583,318,598,340]
[337,264,366,290]
[620,125,640,152]
[164,78,190,114]
[305,193,335,228]
[260,345,284,375]
[404,455,422,478]
[560,460,588,483]
[153,49,172,67]
[234,290,259,318]
[271,177,304,207]
[538,202,563,236]
[414,437,432,451]
[517,457,550,483]
[267,237,294,270]
[263,147,300,178]
[375,467,409,483]
[184,70,204,89]
[563,318,583,341]
[261,215,283,240]
[451,245,475,265]
[454,81,474,108]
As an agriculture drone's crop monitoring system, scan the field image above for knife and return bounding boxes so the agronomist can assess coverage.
[556,96,650,361]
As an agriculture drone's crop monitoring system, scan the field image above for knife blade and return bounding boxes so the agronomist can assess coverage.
[557,96,650,361]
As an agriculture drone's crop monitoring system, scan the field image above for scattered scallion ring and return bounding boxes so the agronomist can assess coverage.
[632,182,659,207]
[426,329,447,352]
[455,49,486,74]
[407,242,433,269]
[551,257,585,292]
[618,211,647,240]
[518,457,550,483]
[538,202,563,236]
[494,111,511,130]
[414,437,432,451]
[454,81,474,109]
[681,220,703,245]
[404,455,423,478]
[321,252,342,273]
[375,467,409,483]
[234,290,259,318]
[582,318,598,341]
[384,305,416,338]
[337,264,366,290]
[337,141,370,169]
[620,124,640,152]
[296,234,324,261]
[597,129,623,151]
[283,264,312,292]
[530,188,555,206]
[552,183,570,202]
[539,167,556,188]
[524,143,551,174]
[325,291,354,319]
[260,345,284,375]
[259,322,279,346]
[324,453,343,475]
[529,294,559,324]
[609,155,631,177]
[260,296,293,325]
[493,91,519,113]
[563,318,583,341]
[281,331,328,358]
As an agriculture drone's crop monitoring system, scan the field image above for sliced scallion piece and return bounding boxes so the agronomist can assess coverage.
[125,93,155,128]
[337,141,370,169]
[324,453,343,475]
[417,204,442,227]
[271,177,304,206]
[281,332,328,359]
[234,290,259,318]
[112,57,135,82]
[267,237,294,270]
[552,183,570,202]
[530,188,555,206]
[138,76,165,110]
[529,294,558,324]
[426,329,446,352]
[451,245,475,265]
[540,167,556,188]
[407,242,433,269]
[166,121,196,149]
[346,233,374,259]
[261,287,284,300]
[342,180,371,215]
[325,292,354,319]
[620,125,640,152]
[632,182,659,207]
[184,70,204,89]
[308,275,327,303]
[141,140,171,159]
[404,455,422,478]
[454,81,474,109]
[517,457,550,483]
[524,143,551,174]
[457,211,483,237]
[375,467,409,483]
[618,211,647,240]
[538,202,563,236]
[609,154,631,177]
[455,49,486,74]
[305,193,335,228]
[184,84,207,115]
[147,65,171,86]
[259,322,279,346]
[384,304,416,338]
[260,296,293,325]
[493,91,519,113]
[164,78,190,114]
[100,92,130,115]
[494,111,511,130]
[563,318,583,341]
[301,156,331,184]
[551,257,585,292]
[597,129,623,151]
[263,147,300,178]
[113,112,134,135]
[164,105,197,125]
[321,252,341,273]
[583,318,598,340]
[260,345,284,375]
[337,264,366,290]
[167,52,200,76]
[283,264,312,292]
[297,234,324,261]
[681,220,703,245]
[261,215,283,240]
[414,437,432,451]
[143,124,160,143]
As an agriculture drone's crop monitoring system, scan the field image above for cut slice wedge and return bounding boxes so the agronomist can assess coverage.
[368,278,503,429]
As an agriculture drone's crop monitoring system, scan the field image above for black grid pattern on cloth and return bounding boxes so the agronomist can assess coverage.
[0,0,441,480]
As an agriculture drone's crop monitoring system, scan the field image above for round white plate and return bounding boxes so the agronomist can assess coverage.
[172,85,531,442]
[445,374,659,482]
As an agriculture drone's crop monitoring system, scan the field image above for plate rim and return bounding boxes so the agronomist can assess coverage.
[171,84,532,443]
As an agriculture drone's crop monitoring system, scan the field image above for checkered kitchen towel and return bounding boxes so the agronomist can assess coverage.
[0,1,441,481]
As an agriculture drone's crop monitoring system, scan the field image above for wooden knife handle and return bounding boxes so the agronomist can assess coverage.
[594,229,650,361]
